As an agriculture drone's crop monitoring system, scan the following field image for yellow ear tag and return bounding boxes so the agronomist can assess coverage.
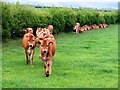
[36,38,39,42]
[49,43,52,45]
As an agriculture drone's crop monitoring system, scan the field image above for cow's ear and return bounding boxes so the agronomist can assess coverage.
[35,37,39,42]
[23,29,27,34]
[49,42,53,45]
[23,29,25,32]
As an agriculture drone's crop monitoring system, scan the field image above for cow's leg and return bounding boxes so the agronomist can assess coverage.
[76,29,79,34]
[76,30,77,34]
[25,50,28,64]
[48,57,53,75]
[42,60,47,76]
[27,49,31,61]
[30,50,34,67]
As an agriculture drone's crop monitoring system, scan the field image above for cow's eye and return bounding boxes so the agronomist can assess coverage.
[38,42,41,45]
[33,40,34,41]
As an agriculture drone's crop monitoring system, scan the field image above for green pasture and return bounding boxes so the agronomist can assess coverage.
[2,24,118,88]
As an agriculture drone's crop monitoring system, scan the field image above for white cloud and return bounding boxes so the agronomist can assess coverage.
[4,0,120,3]
[80,0,119,2]
[3,0,118,9]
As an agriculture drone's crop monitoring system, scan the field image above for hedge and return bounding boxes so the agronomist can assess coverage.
[2,2,119,39]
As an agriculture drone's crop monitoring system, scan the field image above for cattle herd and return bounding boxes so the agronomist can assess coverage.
[22,23,109,77]
[22,25,56,77]
[73,23,109,34]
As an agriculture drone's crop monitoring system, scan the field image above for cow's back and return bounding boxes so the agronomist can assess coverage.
[52,40,56,56]
[48,39,56,56]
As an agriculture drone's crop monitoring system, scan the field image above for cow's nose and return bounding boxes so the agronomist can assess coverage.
[43,50,47,53]
[29,44,33,47]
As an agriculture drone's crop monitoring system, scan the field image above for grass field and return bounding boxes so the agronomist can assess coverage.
[2,24,118,88]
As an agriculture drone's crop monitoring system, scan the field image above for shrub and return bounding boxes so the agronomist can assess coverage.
[2,2,118,39]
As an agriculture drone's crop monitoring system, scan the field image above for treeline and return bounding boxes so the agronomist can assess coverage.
[2,2,119,39]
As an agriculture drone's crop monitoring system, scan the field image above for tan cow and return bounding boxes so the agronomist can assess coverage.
[99,24,104,28]
[22,33,36,67]
[91,24,99,29]
[47,25,54,34]
[23,28,33,34]
[82,25,88,31]
[37,35,56,77]
[87,26,92,30]
[73,23,80,34]
[102,23,108,28]
[91,24,96,29]
[79,27,84,33]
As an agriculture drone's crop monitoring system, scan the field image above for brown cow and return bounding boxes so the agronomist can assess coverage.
[82,25,88,31]
[38,35,56,77]
[91,24,99,29]
[95,26,99,29]
[102,23,108,28]
[99,24,103,28]
[47,25,54,34]
[22,33,36,67]
[88,26,92,30]
[91,24,96,29]
[23,28,33,34]
[73,23,80,34]
[79,27,84,33]
[36,28,52,40]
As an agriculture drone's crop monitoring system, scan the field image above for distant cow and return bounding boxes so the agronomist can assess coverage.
[86,25,92,30]
[73,23,80,34]
[102,23,108,28]
[47,25,54,34]
[91,24,96,29]
[82,25,88,31]
[95,26,99,29]
[79,27,84,33]
[99,24,104,28]
[91,24,99,29]
[22,33,36,67]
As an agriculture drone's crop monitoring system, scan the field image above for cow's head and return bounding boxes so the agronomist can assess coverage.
[38,38,53,55]
[26,33,36,48]
[23,28,33,34]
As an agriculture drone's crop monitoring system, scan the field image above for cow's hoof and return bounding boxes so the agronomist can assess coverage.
[45,71,49,77]
[26,61,28,64]
[46,73,49,77]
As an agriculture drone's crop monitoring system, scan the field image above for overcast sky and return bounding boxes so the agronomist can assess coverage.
[3,0,119,9]
[4,0,120,3]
